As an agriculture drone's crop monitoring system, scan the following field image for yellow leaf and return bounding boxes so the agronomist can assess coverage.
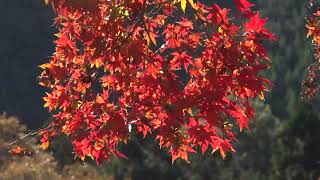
[232,69,239,76]
[95,60,101,68]
[40,141,50,150]
[218,26,224,34]
[39,63,51,69]
[145,111,154,119]
[258,91,265,101]
[220,148,226,159]
[94,140,104,151]
[79,156,86,161]
[38,82,46,87]
[181,0,187,12]
[211,148,218,154]
[43,102,50,108]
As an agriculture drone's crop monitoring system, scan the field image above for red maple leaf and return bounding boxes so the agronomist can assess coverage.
[39,0,275,164]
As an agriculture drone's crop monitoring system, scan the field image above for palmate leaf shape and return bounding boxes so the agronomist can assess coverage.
[233,0,253,16]
[39,0,275,164]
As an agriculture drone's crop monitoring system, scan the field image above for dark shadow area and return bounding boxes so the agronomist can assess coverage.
[0,0,54,128]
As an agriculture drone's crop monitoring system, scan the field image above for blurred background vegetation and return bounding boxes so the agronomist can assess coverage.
[0,0,319,179]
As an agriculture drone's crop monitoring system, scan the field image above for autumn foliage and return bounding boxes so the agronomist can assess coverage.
[304,0,320,99]
[38,0,275,164]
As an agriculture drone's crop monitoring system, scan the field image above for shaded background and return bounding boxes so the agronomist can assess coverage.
[0,0,53,128]
[0,0,319,179]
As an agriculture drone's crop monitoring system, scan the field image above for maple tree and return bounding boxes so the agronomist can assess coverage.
[303,0,320,99]
[38,0,275,164]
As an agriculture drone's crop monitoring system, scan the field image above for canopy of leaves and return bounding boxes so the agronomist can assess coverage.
[303,0,320,99]
[39,0,274,164]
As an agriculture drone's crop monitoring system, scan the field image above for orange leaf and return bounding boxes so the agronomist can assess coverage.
[40,141,50,150]
[149,32,158,45]
[9,146,33,156]
[96,95,106,104]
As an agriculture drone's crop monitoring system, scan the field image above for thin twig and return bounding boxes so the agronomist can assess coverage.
[8,131,38,146]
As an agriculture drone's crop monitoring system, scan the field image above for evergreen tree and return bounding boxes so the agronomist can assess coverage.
[256,0,316,116]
